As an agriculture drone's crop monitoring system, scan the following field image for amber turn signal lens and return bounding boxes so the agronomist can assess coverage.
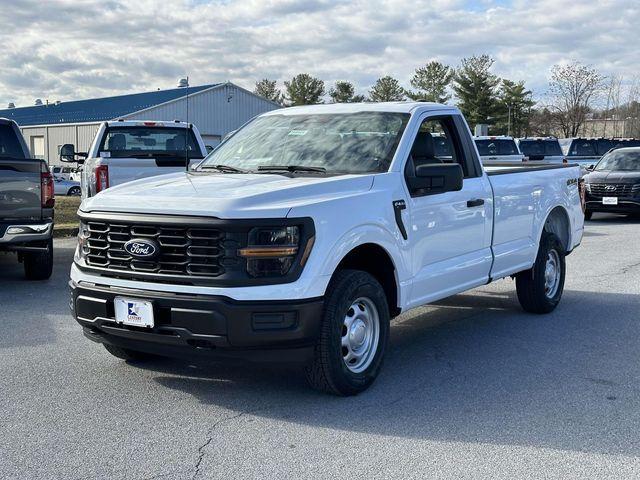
[237,246,299,258]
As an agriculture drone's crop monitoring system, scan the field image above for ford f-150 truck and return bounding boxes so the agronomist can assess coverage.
[70,103,584,395]
[59,120,207,198]
[0,118,55,279]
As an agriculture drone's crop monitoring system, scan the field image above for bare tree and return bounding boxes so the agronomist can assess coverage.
[602,75,623,137]
[548,61,605,137]
[626,76,640,138]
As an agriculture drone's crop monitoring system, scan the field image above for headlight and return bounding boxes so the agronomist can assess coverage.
[584,183,591,193]
[238,226,301,277]
[77,222,90,259]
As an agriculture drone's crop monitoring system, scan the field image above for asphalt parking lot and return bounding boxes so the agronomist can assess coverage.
[1,213,639,480]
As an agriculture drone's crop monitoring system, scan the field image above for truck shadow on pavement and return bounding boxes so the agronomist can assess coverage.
[145,288,640,458]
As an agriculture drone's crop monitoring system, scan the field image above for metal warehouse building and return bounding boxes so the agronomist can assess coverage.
[0,82,279,166]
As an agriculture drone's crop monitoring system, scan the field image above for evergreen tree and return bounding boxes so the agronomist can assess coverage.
[368,76,405,102]
[407,61,453,103]
[329,81,365,103]
[495,79,535,136]
[284,74,325,106]
[253,79,284,105]
[452,55,501,128]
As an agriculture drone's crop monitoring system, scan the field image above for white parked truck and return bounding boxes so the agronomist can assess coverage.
[59,120,208,198]
[474,135,525,163]
[70,103,584,395]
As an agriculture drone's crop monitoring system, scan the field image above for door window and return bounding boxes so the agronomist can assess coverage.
[405,116,471,179]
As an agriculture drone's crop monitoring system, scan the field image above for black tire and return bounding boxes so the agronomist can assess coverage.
[67,186,81,196]
[305,269,390,396]
[584,210,593,221]
[103,344,157,362]
[515,231,566,314]
[23,239,53,280]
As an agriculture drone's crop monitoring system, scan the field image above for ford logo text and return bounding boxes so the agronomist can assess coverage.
[124,239,159,259]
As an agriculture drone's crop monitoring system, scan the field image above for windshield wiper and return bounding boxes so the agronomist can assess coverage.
[257,165,327,173]
[199,164,248,173]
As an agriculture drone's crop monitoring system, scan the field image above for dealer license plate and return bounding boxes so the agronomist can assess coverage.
[602,197,618,205]
[114,297,154,328]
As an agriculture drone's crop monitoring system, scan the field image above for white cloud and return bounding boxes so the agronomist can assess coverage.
[0,0,638,107]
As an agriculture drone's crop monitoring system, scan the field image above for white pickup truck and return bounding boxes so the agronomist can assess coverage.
[59,120,207,198]
[474,135,525,163]
[70,103,584,396]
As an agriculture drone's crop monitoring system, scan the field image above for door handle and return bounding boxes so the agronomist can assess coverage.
[467,198,485,208]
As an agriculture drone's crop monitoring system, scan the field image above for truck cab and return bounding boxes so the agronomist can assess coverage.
[60,120,207,198]
[516,137,565,164]
[474,135,524,163]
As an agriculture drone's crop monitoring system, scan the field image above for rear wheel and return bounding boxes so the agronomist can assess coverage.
[23,239,53,280]
[305,270,390,396]
[515,231,566,314]
[67,186,81,196]
[103,344,157,362]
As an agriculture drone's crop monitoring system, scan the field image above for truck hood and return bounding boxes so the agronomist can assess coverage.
[584,171,640,183]
[80,171,375,218]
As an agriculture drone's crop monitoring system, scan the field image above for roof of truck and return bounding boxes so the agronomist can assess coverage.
[261,102,455,115]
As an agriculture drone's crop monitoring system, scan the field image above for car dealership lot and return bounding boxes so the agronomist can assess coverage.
[1,214,639,479]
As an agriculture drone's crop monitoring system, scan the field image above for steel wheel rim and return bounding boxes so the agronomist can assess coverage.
[341,297,380,373]
[544,249,561,298]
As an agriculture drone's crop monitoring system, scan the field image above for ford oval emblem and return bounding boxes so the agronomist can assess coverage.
[124,238,159,259]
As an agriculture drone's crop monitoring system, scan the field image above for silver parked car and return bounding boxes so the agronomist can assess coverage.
[53,175,81,196]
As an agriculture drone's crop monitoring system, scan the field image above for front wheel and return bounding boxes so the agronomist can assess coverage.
[305,270,390,396]
[67,186,81,196]
[584,210,593,221]
[515,231,566,314]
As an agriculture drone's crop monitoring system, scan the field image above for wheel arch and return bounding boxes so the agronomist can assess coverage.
[331,243,401,318]
[542,205,571,252]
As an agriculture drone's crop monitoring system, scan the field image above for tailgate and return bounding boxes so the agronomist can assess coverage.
[0,159,42,220]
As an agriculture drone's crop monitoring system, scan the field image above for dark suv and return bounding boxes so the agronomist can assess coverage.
[583,147,640,219]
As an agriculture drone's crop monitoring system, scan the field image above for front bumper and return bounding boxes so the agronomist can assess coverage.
[585,197,640,214]
[70,280,324,363]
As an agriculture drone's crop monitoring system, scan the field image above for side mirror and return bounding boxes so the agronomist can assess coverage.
[205,145,214,153]
[60,144,88,164]
[60,144,75,162]
[408,163,463,195]
[586,164,595,171]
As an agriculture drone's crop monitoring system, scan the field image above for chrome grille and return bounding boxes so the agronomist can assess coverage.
[82,221,227,277]
[588,183,640,198]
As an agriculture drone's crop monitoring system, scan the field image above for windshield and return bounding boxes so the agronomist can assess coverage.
[0,124,26,159]
[199,112,410,174]
[99,127,202,159]
[475,139,519,156]
[595,150,640,171]
[519,140,562,156]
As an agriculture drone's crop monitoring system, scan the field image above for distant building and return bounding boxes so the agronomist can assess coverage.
[577,117,640,138]
[0,82,279,165]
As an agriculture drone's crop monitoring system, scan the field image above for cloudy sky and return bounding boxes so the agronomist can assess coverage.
[0,0,637,107]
